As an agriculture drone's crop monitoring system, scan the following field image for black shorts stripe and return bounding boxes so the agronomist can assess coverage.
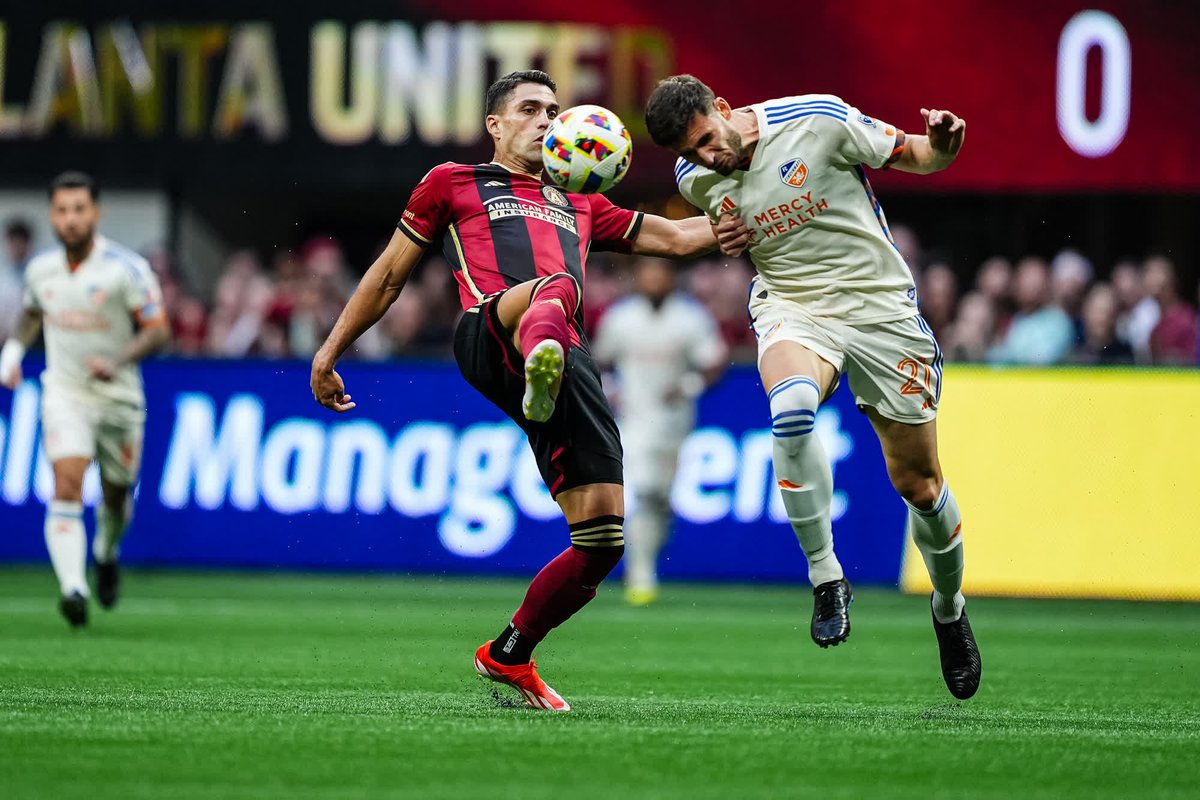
[551,203,586,329]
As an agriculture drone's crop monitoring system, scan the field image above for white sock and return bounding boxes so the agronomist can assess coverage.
[770,376,843,587]
[625,493,670,591]
[906,481,965,623]
[45,500,88,597]
[93,497,132,564]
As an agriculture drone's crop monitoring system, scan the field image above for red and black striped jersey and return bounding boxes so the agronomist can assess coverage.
[397,162,644,312]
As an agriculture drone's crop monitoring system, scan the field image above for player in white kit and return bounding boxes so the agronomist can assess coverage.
[0,172,170,627]
[593,257,726,606]
[645,76,981,699]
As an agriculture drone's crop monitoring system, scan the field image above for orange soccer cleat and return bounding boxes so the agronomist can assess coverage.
[474,641,571,711]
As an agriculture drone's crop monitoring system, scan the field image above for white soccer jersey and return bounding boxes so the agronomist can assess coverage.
[676,94,918,324]
[22,235,163,408]
[593,292,726,441]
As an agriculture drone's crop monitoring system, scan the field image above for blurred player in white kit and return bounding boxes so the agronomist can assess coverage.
[0,172,170,628]
[593,257,726,606]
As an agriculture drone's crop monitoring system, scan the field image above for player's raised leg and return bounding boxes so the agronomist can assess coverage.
[47,457,90,627]
[759,340,851,647]
[476,482,625,711]
[868,412,981,699]
[503,273,581,423]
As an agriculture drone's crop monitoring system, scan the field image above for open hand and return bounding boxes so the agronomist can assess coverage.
[713,212,753,257]
[85,356,117,381]
[311,360,356,412]
[921,108,965,157]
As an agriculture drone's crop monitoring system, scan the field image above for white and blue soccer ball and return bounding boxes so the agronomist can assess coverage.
[542,104,633,194]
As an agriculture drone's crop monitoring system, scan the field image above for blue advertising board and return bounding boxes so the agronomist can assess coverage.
[0,359,907,584]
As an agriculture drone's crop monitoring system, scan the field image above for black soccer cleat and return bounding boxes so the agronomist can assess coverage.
[96,562,121,609]
[59,591,88,628]
[811,578,852,648]
[931,600,982,700]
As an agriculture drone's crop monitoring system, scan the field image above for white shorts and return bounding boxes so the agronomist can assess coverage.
[748,286,943,424]
[41,392,146,486]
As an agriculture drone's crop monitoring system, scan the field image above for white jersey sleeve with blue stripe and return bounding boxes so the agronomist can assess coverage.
[762,95,899,169]
[106,241,164,318]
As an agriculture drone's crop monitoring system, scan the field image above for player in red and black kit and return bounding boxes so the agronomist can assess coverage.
[310,70,743,711]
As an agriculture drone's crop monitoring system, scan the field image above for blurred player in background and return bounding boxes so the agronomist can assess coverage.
[646,76,982,699]
[310,71,720,711]
[1,219,35,339]
[593,257,726,606]
[0,172,170,627]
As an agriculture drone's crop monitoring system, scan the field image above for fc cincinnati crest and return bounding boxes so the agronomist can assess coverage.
[541,185,569,207]
[778,158,808,188]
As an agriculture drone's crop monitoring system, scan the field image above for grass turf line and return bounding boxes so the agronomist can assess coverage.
[0,568,1197,799]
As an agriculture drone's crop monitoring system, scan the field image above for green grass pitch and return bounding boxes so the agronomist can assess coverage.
[1,567,1197,799]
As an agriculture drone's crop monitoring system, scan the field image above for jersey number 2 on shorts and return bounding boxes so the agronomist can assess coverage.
[897,357,933,409]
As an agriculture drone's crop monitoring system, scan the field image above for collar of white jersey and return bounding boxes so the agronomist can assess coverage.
[745,104,773,168]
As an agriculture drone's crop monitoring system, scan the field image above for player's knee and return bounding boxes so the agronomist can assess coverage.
[537,271,581,297]
[634,490,671,517]
[894,472,942,511]
[529,272,581,314]
[53,477,84,502]
[53,486,83,502]
[768,375,822,455]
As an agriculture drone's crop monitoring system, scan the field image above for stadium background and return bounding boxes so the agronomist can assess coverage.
[2,0,1200,599]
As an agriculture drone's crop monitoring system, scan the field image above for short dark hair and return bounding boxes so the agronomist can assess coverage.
[485,70,557,116]
[4,218,32,241]
[49,170,99,201]
[645,74,717,148]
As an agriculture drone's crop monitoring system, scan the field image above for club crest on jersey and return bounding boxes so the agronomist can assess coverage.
[88,286,107,305]
[541,185,569,207]
[858,114,876,127]
[778,158,808,189]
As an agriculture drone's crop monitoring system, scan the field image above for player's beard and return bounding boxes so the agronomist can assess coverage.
[56,225,96,262]
[712,128,749,176]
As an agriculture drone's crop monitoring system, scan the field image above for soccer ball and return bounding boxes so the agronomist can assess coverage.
[542,105,633,194]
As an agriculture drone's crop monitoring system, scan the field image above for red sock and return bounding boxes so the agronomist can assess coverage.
[511,544,623,643]
[516,275,579,358]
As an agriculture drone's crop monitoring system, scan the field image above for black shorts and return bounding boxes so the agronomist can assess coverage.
[453,293,623,497]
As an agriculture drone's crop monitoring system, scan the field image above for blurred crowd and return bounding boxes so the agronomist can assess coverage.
[1,219,1197,367]
[156,238,461,360]
[893,227,1199,367]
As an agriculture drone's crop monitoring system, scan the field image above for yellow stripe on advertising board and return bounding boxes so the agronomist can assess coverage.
[900,367,1200,601]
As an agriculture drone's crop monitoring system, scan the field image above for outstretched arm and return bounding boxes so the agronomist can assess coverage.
[0,309,42,389]
[633,213,754,259]
[892,108,965,175]
[311,229,425,411]
[631,214,720,259]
